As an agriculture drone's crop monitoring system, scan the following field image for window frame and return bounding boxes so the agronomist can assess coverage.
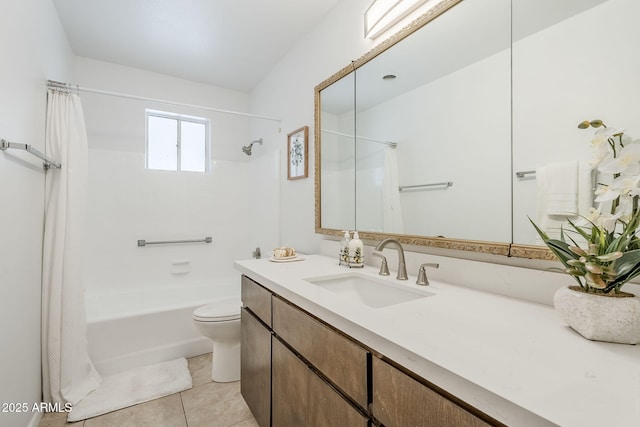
[145,109,210,173]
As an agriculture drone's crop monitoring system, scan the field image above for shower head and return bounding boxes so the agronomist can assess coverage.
[242,138,263,156]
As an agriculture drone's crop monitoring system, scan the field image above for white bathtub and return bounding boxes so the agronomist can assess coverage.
[85,278,240,376]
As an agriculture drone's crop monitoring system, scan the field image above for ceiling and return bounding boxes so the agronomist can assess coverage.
[53,0,342,92]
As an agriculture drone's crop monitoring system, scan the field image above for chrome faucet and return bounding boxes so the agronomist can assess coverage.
[373,238,407,280]
[416,263,439,285]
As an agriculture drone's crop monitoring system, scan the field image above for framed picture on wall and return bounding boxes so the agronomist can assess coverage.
[287,126,309,180]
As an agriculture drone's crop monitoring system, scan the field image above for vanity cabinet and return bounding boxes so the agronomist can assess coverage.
[240,274,500,427]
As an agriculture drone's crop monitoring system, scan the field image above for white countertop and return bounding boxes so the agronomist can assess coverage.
[234,254,640,427]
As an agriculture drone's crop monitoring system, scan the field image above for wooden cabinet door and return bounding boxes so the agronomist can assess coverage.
[372,357,494,427]
[272,337,308,427]
[240,308,271,427]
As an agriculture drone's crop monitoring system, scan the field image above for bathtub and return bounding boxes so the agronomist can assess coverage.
[85,278,240,376]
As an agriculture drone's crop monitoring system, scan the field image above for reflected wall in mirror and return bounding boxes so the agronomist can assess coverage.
[512,0,640,248]
[319,69,356,231]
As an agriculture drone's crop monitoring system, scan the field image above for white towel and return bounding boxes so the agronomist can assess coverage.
[536,161,593,242]
[539,161,578,216]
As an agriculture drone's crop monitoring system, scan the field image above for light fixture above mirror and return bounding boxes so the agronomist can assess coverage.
[364,0,445,39]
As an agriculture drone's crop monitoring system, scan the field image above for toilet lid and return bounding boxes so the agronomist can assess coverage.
[193,298,241,322]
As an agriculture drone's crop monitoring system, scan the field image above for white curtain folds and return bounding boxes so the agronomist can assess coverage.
[382,146,404,233]
[42,89,101,404]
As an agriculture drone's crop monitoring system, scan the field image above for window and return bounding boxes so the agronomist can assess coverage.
[145,109,209,172]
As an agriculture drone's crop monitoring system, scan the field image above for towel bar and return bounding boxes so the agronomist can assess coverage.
[137,237,212,247]
[516,170,536,178]
[399,182,453,192]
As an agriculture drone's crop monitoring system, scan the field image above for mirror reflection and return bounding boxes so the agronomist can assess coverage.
[512,0,639,246]
[320,71,356,231]
[316,0,640,258]
[354,0,511,241]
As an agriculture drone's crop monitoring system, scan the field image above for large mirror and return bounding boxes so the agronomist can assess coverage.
[316,0,640,260]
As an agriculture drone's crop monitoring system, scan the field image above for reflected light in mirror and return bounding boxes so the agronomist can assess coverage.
[365,0,444,39]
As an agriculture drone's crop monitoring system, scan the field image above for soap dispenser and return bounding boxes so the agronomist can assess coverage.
[348,231,364,268]
[339,230,351,265]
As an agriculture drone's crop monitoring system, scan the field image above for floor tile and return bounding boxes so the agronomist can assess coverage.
[229,417,259,427]
[39,411,84,427]
[40,353,256,427]
[84,394,186,427]
[188,353,213,387]
[181,381,253,427]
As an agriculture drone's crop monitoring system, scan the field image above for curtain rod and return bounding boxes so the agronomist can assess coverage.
[46,80,281,123]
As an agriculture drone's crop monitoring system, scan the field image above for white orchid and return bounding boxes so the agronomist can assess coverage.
[585,206,623,233]
[590,126,622,148]
[595,175,640,203]
[598,143,640,175]
[532,120,640,294]
[588,126,623,167]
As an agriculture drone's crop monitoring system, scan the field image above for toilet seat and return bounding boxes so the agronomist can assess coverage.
[193,298,241,322]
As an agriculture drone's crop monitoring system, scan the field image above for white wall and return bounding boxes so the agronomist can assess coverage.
[250,0,375,254]
[0,1,75,426]
[75,58,274,292]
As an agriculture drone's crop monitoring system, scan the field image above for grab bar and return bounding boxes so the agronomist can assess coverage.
[399,182,453,192]
[137,237,212,247]
[0,139,62,170]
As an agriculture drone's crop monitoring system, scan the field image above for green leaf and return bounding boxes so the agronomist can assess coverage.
[611,249,640,284]
[529,217,583,286]
[566,217,593,243]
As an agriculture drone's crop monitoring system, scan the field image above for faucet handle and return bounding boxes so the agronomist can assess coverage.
[416,263,439,286]
[372,251,390,276]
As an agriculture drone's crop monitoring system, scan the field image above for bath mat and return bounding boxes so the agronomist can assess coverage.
[67,357,193,422]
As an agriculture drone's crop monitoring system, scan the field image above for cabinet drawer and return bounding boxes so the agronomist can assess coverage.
[308,364,369,427]
[272,296,368,409]
[273,337,368,427]
[372,357,494,427]
[241,275,272,327]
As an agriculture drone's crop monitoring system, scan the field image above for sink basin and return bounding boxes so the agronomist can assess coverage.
[305,273,434,308]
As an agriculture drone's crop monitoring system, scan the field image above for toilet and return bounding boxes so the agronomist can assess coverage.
[192,297,241,382]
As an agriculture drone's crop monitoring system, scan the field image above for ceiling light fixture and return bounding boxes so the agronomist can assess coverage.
[364,0,443,40]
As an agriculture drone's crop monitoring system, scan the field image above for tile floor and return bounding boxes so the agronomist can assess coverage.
[39,353,258,427]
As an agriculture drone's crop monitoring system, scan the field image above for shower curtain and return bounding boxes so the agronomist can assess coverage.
[42,88,101,404]
[382,146,404,233]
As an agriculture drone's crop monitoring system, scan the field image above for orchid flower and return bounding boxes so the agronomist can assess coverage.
[531,120,640,294]
[598,143,640,175]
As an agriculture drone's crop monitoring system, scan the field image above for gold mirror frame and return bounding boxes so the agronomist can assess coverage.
[313,0,555,261]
